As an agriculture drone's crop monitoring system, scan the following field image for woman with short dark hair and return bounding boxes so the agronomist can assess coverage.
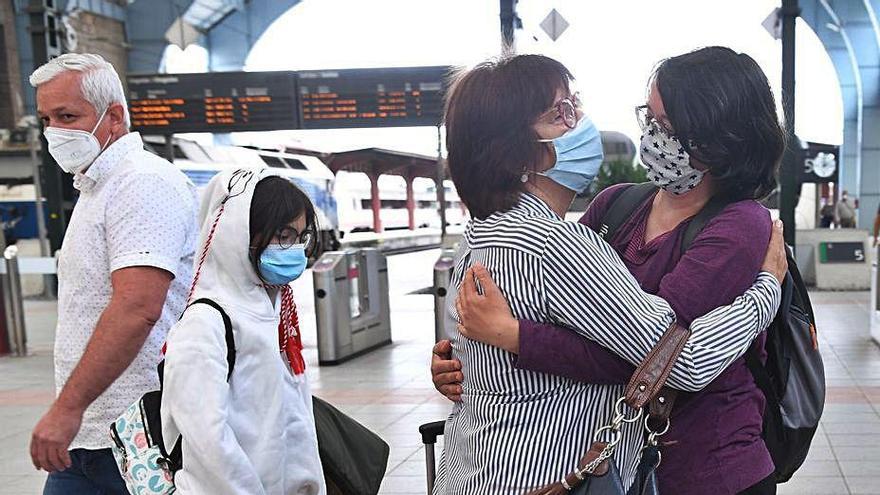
[431,53,787,494]
[435,47,788,494]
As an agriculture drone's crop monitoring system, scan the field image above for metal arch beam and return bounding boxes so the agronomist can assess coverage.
[801,0,880,228]
[825,0,880,228]
[126,0,196,73]
[801,1,860,195]
[204,0,301,71]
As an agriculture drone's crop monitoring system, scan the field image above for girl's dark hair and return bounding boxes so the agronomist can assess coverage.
[444,54,574,219]
[249,176,320,280]
[653,46,785,201]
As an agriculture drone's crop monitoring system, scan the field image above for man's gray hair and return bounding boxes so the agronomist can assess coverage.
[29,53,130,128]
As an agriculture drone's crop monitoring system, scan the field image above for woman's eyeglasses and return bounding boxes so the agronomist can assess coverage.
[635,104,675,136]
[540,92,581,129]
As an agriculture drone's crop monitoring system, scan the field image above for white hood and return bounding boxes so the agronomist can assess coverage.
[190,167,273,315]
[161,167,325,495]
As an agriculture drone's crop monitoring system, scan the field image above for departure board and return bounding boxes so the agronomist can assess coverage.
[127,67,450,134]
[296,66,448,129]
[127,72,299,133]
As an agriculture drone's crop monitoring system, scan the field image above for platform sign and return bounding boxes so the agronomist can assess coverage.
[801,142,839,183]
[296,66,449,129]
[127,72,299,133]
[819,242,866,263]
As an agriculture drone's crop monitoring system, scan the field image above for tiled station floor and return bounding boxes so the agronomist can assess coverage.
[0,249,878,494]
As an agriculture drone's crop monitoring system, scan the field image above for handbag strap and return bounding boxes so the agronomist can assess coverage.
[624,322,689,412]
[524,442,613,495]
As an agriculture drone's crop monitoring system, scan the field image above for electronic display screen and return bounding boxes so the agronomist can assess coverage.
[127,66,450,134]
[297,66,448,129]
[127,71,299,133]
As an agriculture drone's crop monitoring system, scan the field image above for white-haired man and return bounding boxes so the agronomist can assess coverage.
[28,53,198,494]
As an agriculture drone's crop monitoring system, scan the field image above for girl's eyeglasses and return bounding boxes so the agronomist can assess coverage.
[275,226,317,254]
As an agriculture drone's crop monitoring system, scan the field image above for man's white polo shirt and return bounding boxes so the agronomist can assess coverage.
[55,132,198,450]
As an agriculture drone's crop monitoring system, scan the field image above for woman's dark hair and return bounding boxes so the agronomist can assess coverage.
[249,176,320,280]
[653,46,785,200]
[444,54,574,219]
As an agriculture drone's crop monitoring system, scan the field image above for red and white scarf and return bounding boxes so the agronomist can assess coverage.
[273,284,306,375]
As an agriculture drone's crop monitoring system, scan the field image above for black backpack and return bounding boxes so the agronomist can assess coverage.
[597,182,826,483]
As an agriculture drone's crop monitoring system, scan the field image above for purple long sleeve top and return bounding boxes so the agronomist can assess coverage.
[517,183,774,494]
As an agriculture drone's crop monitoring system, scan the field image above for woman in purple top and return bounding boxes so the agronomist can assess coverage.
[432,47,785,495]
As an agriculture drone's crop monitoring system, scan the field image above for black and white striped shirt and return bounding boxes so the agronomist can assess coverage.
[434,193,781,494]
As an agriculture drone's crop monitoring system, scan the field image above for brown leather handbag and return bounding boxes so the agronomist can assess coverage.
[526,323,690,495]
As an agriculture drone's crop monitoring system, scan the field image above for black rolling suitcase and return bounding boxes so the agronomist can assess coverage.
[419,421,445,493]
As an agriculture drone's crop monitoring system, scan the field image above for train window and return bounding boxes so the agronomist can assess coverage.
[285,158,308,170]
[260,154,287,168]
[381,200,407,209]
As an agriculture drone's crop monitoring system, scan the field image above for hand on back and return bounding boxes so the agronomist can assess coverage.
[761,220,788,284]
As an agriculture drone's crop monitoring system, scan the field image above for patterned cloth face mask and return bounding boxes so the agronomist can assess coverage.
[639,120,705,195]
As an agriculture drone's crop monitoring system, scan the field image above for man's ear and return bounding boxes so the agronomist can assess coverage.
[107,102,127,131]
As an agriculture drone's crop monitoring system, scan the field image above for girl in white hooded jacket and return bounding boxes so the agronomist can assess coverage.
[161,168,325,494]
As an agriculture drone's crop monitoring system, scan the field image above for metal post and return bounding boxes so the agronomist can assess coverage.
[28,128,49,258]
[0,0,25,126]
[28,1,69,254]
[780,0,800,248]
[499,0,518,54]
[369,172,382,233]
[424,443,437,493]
[405,174,415,230]
[28,127,54,297]
[433,248,456,341]
[164,134,175,162]
[3,246,27,356]
[436,125,447,240]
[0,230,9,356]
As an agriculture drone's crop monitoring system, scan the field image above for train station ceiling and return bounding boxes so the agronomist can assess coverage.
[6,0,879,225]
[127,0,302,73]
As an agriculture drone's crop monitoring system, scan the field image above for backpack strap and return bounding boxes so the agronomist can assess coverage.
[744,344,785,445]
[783,246,816,323]
[597,183,658,241]
[679,195,733,256]
[163,298,235,473]
[188,298,236,380]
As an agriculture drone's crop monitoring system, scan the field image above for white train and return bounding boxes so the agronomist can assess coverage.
[143,137,342,250]
[334,173,466,233]
[143,137,466,244]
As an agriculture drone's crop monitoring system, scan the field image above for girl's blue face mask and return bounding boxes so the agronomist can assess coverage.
[259,244,308,285]
[536,116,604,195]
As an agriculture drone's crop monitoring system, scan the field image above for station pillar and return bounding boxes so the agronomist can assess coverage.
[405,174,416,230]
[369,173,383,233]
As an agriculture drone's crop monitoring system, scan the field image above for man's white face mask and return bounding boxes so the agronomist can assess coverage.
[44,107,111,175]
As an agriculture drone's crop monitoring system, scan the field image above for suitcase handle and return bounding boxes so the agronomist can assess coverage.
[419,421,445,444]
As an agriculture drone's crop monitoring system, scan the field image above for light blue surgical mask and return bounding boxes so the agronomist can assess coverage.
[536,116,604,194]
[259,244,307,285]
